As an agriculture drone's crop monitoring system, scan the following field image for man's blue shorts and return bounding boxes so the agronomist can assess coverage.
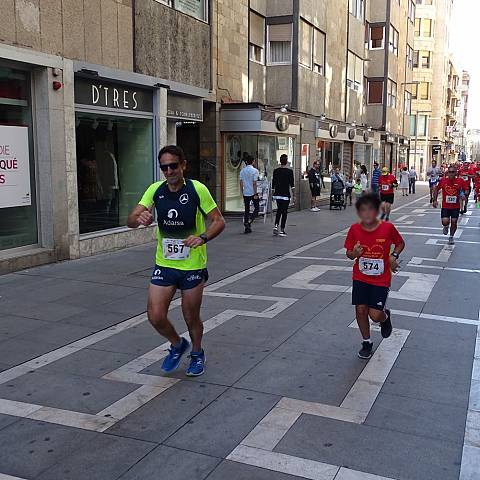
[151,266,209,290]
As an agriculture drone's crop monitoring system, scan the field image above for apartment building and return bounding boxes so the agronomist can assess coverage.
[411,0,454,178]
[455,70,470,161]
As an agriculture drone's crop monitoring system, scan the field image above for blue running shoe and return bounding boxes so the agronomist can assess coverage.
[161,338,190,373]
[186,350,206,376]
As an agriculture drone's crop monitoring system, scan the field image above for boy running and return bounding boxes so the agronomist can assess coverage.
[432,166,463,245]
[378,167,397,221]
[345,193,405,359]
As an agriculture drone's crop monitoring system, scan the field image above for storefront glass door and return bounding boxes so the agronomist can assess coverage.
[0,66,38,251]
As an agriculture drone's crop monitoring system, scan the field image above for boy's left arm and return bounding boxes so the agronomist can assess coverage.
[390,226,405,272]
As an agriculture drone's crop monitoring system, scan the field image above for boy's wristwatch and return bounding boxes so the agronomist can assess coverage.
[391,252,399,259]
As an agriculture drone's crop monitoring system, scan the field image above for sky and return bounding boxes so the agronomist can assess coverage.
[450,0,479,128]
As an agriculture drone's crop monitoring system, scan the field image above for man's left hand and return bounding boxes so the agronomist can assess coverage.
[183,236,205,248]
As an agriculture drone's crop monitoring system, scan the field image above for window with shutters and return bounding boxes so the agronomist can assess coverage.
[413,50,419,67]
[369,25,385,49]
[418,82,430,100]
[347,52,363,92]
[404,91,412,114]
[414,18,421,36]
[313,29,325,74]
[420,50,432,68]
[249,11,265,64]
[389,25,399,56]
[422,18,433,37]
[299,20,313,68]
[368,79,383,104]
[387,79,397,108]
[267,24,293,65]
[406,45,414,69]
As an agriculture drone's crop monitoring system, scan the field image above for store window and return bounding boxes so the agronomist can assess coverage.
[224,134,295,212]
[316,140,342,175]
[0,66,37,251]
[267,24,293,65]
[249,10,265,64]
[76,113,154,234]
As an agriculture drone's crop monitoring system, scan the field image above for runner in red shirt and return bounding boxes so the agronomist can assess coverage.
[378,167,398,221]
[345,193,405,359]
[459,167,471,214]
[474,170,480,204]
[432,165,464,245]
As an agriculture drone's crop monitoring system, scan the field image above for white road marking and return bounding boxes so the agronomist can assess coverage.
[0,295,297,432]
[274,265,439,302]
[0,474,29,480]
[426,238,480,246]
[409,243,454,265]
[459,312,480,479]
[229,327,409,479]
[407,264,480,274]
[399,229,464,238]
[391,309,480,326]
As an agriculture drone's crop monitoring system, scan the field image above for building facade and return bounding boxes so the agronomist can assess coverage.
[0,0,419,272]
[410,0,454,178]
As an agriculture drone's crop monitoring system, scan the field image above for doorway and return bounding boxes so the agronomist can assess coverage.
[176,122,200,180]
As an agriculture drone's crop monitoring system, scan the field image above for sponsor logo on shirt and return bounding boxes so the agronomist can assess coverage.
[167,209,178,219]
[179,193,189,205]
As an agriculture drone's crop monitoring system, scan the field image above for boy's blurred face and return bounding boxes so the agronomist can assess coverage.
[358,203,378,224]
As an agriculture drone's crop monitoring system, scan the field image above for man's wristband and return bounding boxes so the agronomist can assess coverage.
[200,233,208,244]
[391,252,399,259]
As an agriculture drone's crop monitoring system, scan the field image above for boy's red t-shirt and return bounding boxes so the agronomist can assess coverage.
[437,177,463,209]
[378,174,396,195]
[345,221,404,288]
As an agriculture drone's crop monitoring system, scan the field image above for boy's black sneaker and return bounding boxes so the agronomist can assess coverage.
[381,309,393,338]
[358,341,373,359]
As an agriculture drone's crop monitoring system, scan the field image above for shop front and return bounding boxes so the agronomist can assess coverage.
[74,77,156,236]
[220,105,300,213]
[0,64,37,252]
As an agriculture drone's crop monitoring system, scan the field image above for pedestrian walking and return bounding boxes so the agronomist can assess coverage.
[371,162,381,194]
[345,193,405,359]
[408,166,417,194]
[345,177,353,206]
[308,161,322,211]
[399,167,409,196]
[360,165,368,193]
[240,155,260,233]
[272,154,295,237]
[127,145,225,376]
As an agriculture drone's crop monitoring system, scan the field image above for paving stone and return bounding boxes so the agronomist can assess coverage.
[36,433,155,480]
[0,418,97,478]
[235,349,365,405]
[0,337,61,366]
[0,315,52,340]
[206,460,305,479]
[366,392,467,443]
[107,381,226,443]
[393,346,473,381]
[382,366,471,408]
[119,445,220,480]
[0,414,19,432]
[165,388,279,458]
[0,299,86,322]
[0,370,138,414]
[58,309,135,329]
[39,348,139,378]
[275,414,462,480]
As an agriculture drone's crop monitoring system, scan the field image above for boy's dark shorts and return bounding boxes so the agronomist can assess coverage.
[151,266,209,290]
[352,280,389,310]
[380,193,394,204]
[441,208,460,219]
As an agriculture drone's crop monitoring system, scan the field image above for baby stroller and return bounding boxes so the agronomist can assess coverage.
[330,178,346,210]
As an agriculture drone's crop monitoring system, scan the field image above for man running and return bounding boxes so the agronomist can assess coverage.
[432,165,463,245]
[272,154,295,236]
[345,193,405,359]
[459,165,471,214]
[127,145,225,377]
[378,167,397,221]
[427,159,442,203]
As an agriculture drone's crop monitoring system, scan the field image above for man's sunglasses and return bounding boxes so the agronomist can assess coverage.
[160,162,179,172]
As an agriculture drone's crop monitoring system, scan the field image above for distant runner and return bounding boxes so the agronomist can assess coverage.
[127,145,225,377]
[459,166,471,215]
[378,167,397,221]
[432,165,463,245]
[427,160,442,203]
[345,193,405,359]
